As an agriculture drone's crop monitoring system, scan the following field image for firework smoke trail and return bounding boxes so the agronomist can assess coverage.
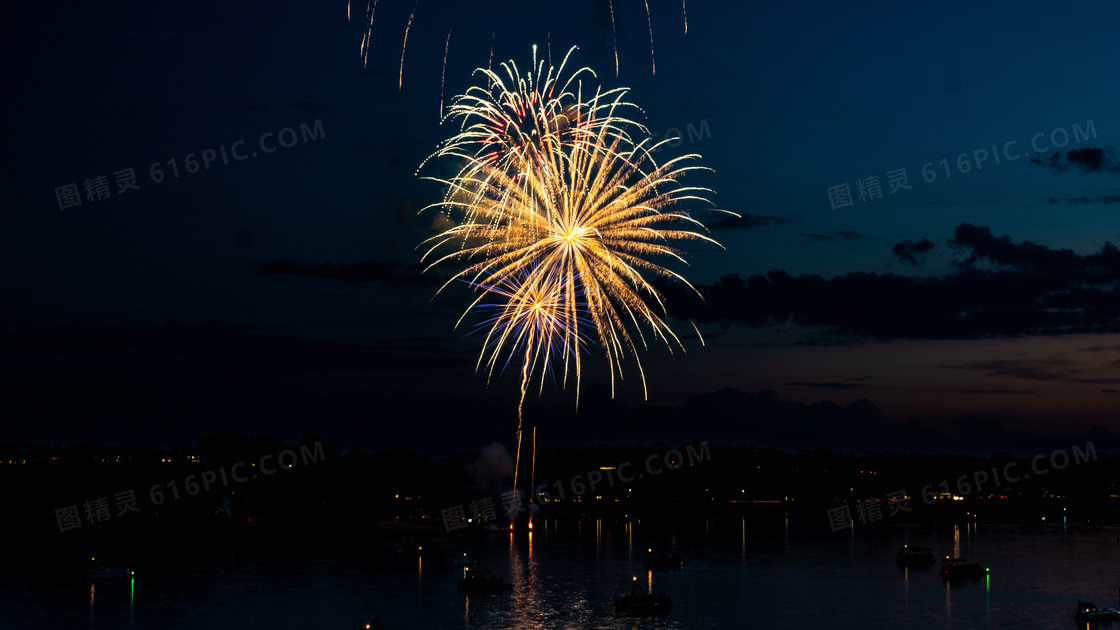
[420,47,734,418]
[399,0,417,90]
[529,426,536,529]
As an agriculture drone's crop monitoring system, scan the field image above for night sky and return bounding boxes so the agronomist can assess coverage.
[8,0,1120,453]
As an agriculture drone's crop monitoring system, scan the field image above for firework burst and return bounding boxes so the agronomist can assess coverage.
[420,47,731,417]
[419,46,645,234]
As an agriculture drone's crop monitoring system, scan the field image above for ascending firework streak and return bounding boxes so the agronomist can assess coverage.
[419,46,732,421]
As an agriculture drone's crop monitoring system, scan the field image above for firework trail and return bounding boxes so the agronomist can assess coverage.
[399,0,418,90]
[356,0,378,68]
[643,0,656,75]
[440,28,452,118]
[487,31,495,87]
[348,1,690,80]
[607,0,619,77]
[419,47,732,418]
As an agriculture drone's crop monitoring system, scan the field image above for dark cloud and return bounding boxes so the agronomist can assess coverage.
[706,212,789,230]
[950,358,1117,385]
[292,101,330,115]
[891,238,935,265]
[785,381,870,390]
[962,389,1035,394]
[947,223,1120,278]
[255,259,439,288]
[904,200,961,207]
[2,323,471,375]
[804,231,863,243]
[1047,195,1120,204]
[658,223,1120,339]
[1067,147,1117,173]
[1030,146,1120,175]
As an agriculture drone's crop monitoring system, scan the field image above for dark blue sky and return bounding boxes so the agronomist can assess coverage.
[8,0,1120,450]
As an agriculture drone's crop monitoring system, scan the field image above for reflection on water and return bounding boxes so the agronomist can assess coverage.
[2,522,1118,629]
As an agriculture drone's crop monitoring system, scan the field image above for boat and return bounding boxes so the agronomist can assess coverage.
[457,570,512,595]
[643,549,684,571]
[90,566,134,578]
[615,589,673,616]
[1075,601,1120,622]
[895,545,935,567]
[444,550,475,566]
[89,556,133,578]
[1075,591,1120,622]
[939,557,986,580]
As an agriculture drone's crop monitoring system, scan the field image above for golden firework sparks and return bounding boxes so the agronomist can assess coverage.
[420,48,733,418]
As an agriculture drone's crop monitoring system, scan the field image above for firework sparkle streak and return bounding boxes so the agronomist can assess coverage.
[644,0,656,75]
[607,0,619,77]
[348,1,688,79]
[399,0,417,90]
[440,27,452,119]
[357,0,378,67]
[418,47,732,419]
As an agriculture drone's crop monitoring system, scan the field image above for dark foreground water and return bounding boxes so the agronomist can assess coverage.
[3,519,1119,629]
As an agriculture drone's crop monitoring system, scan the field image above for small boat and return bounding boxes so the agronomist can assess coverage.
[1075,597,1120,622]
[642,549,684,571]
[939,557,986,580]
[90,566,134,578]
[457,570,512,595]
[444,550,475,566]
[615,589,673,616]
[895,545,935,567]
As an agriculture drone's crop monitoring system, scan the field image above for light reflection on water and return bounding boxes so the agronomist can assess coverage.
[1,522,1118,629]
